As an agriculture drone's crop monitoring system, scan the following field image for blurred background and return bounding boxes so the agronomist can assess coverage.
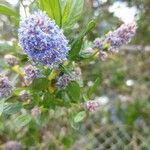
[0,0,149,149]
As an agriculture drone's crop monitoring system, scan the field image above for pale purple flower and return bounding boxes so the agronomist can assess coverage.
[81,100,99,112]
[0,74,12,98]
[18,11,69,67]
[93,22,137,60]
[31,106,41,117]
[56,74,74,89]
[23,64,41,85]
[73,67,82,76]
[4,54,19,66]
[98,51,108,61]
[3,141,21,150]
[19,90,31,101]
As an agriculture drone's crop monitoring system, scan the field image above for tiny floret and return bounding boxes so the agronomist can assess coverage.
[81,100,99,112]
[56,74,74,89]
[31,106,41,117]
[18,11,69,67]
[4,54,19,66]
[23,64,41,85]
[19,90,31,101]
[0,74,12,98]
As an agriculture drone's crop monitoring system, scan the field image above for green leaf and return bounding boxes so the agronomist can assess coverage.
[14,114,32,128]
[0,100,5,116]
[87,78,100,99]
[38,111,49,126]
[66,81,80,102]
[69,38,83,60]
[31,78,49,91]
[3,103,22,115]
[63,0,84,29]
[62,0,70,24]
[0,5,19,24]
[43,92,65,108]
[0,5,19,17]
[74,111,86,123]
[69,20,96,60]
[43,93,55,108]
[38,0,62,27]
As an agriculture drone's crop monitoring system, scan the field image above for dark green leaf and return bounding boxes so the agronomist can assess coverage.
[43,93,55,108]
[87,78,100,99]
[14,114,32,128]
[38,0,62,27]
[74,111,86,123]
[68,38,83,60]
[66,81,80,102]
[31,78,49,91]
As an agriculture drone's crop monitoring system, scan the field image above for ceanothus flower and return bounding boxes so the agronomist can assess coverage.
[93,22,137,60]
[23,64,41,85]
[0,74,13,98]
[18,11,69,67]
[81,100,99,112]
[31,106,41,117]
[4,54,19,66]
[19,90,31,101]
[56,74,74,89]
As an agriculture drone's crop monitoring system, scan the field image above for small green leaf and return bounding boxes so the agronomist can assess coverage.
[3,103,22,115]
[14,114,32,128]
[74,111,86,123]
[66,81,80,102]
[31,78,49,91]
[38,0,62,27]
[87,78,100,99]
[43,93,55,108]
[0,100,5,116]
[0,5,19,17]
[69,38,83,60]
[0,5,19,24]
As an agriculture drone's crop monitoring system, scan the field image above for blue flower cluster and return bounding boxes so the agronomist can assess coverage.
[18,11,69,67]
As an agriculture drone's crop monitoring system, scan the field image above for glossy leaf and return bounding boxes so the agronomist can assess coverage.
[74,111,86,123]
[14,114,32,128]
[66,81,80,102]
[31,78,49,91]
